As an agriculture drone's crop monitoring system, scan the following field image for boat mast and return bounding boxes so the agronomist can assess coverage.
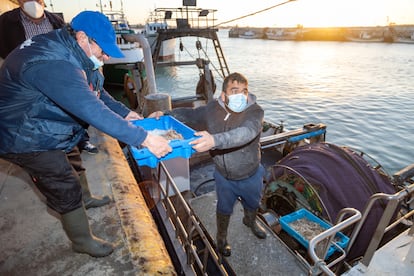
[98,0,103,13]
[49,0,54,12]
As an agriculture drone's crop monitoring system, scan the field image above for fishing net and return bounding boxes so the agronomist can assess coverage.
[267,142,397,260]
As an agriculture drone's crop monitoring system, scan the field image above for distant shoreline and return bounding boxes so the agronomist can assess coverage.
[225,25,414,43]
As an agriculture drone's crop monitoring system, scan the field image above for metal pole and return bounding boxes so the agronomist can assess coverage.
[99,0,103,13]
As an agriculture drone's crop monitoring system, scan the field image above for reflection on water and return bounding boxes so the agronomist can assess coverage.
[155,30,414,174]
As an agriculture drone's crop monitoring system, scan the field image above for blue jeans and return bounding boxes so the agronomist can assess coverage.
[215,164,265,215]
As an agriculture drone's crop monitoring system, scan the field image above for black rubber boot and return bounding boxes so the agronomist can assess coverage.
[243,208,267,239]
[61,206,114,257]
[216,212,232,257]
[79,172,111,209]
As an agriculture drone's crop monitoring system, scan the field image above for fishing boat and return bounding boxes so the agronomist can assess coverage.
[116,3,414,276]
[141,9,176,61]
[393,32,414,44]
[266,28,298,40]
[239,30,262,39]
[105,11,143,65]
[345,31,384,42]
[102,8,144,86]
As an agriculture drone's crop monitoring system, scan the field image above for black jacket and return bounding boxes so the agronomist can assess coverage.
[0,8,65,59]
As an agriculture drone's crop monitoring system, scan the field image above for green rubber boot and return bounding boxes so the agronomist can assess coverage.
[216,212,232,257]
[79,172,111,209]
[61,206,114,257]
[243,208,267,239]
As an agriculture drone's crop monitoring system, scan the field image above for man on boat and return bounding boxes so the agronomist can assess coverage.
[0,0,100,155]
[165,72,266,257]
[0,10,172,257]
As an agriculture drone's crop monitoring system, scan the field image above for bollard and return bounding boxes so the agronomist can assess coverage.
[143,93,172,117]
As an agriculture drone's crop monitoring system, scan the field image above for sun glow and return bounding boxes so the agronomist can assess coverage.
[214,0,405,28]
[43,0,414,28]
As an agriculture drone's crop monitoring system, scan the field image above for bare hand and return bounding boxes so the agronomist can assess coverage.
[142,133,172,158]
[189,131,215,152]
[125,111,143,120]
[147,111,164,119]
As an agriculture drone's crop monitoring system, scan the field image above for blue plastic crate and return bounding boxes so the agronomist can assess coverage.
[279,208,349,258]
[129,115,198,168]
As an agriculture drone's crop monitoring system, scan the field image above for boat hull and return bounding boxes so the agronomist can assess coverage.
[392,37,414,44]
[345,37,384,42]
[105,47,144,65]
[147,35,176,61]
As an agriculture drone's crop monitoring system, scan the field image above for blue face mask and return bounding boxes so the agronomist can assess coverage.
[226,93,248,113]
[87,40,104,70]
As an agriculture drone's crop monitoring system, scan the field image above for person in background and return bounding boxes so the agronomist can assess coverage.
[0,0,99,154]
[0,11,172,257]
[0,0,64,59]
[165,72,267,257]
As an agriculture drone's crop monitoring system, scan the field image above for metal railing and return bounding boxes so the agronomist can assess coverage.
[308,208,362,276]
[155,161,229,275]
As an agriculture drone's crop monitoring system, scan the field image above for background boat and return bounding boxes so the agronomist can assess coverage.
[105,12,143,65]
[141,10,176,61]
[265,28,298,40]
[239,30,262,39]
[102,8,144,86]
[393,32,414,44]
[345,31,384,42]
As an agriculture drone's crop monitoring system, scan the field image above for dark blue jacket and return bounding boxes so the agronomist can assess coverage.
[0,27,147,154]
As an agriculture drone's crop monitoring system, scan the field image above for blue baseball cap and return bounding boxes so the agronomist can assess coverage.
[71,11,124,58]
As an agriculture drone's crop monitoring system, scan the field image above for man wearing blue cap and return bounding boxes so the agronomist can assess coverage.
[0,11,172,257]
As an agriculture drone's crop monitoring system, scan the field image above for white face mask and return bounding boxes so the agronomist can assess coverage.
[22,1,44,19]
[87,40,104,70]
[226,93,248,113]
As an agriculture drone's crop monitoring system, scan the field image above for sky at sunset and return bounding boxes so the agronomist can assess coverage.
[47,0,414,28]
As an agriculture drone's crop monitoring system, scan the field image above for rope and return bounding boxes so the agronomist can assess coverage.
[215,0,297,27]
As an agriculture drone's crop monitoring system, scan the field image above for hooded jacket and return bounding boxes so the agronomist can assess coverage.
[0,8,65,59]
[170,94,264,180]
[0,27,147,154]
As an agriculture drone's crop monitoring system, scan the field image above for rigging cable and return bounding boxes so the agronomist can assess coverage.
[214,0,297,27]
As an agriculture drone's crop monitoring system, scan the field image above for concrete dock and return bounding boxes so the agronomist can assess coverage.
[0,128,175,275]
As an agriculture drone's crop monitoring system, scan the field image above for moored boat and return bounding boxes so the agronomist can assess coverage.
[266,28,298,40]
[141,9,176,61]
[1,0,412,274]
[239,30,262,39]
[345,31,384,42]
[117,3,414,275]
[393,32,414,44]
[105,12,143,65]
[102,10,144,86]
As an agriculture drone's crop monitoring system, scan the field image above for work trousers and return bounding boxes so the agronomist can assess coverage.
[1,147,85,214]
[215,164,265,215]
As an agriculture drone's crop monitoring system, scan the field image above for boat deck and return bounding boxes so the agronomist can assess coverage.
[343,228,414,276]
[189,191,308,275]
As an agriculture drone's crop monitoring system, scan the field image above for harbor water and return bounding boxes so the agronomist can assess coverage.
[155,29,414,175]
